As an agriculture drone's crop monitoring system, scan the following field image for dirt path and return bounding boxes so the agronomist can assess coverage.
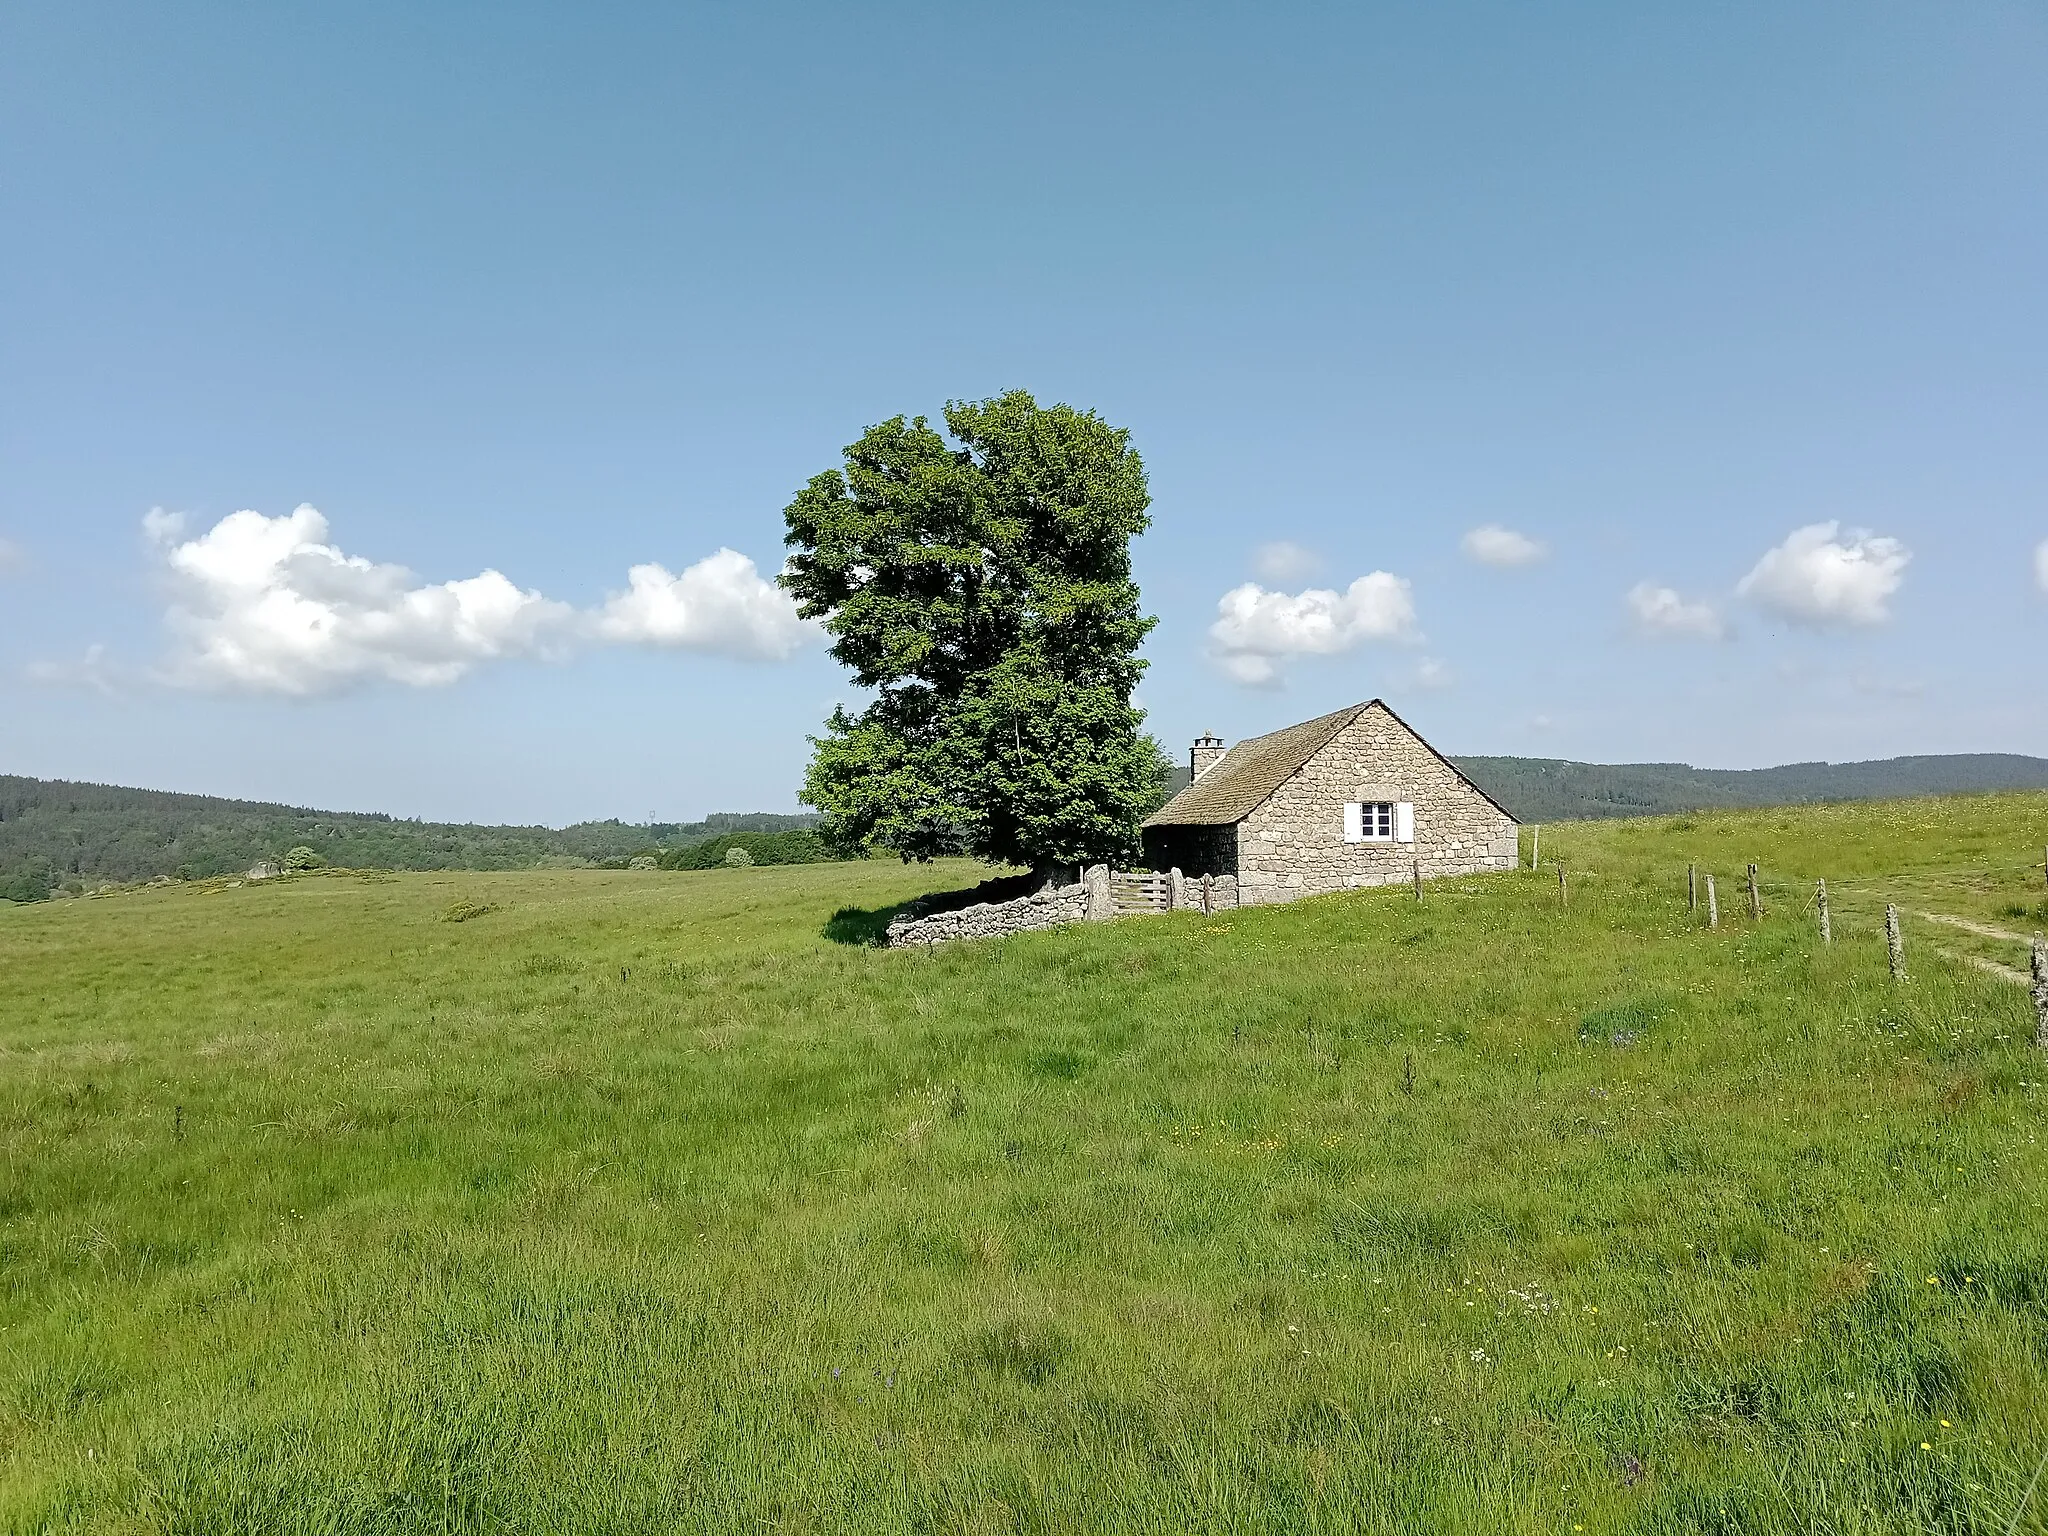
[1931,946,2031,986]
[1916,910,2033,945]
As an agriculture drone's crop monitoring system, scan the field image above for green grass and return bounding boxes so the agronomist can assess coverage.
[3,795,2047,1533]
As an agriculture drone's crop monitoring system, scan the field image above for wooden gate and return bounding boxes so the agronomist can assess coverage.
[1110,871,1170,914]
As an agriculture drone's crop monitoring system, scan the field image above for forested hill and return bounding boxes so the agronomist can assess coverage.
[0,775,816,899]
[1452,753,2048,824]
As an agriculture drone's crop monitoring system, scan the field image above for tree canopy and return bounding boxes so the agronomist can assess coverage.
[782,391,1158,870]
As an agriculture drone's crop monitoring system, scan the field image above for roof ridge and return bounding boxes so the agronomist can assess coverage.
[1143,700,1377,829]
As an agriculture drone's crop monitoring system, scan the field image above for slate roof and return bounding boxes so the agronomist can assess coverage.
[1142,703,1369,828]
[1141,699,1516,828]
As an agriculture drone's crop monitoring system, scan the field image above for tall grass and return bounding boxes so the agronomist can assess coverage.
[2,796,2046,1532]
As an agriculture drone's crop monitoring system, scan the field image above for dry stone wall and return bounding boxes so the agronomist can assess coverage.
[1188,872,1239,912]
[885,880,1090,946]
[1236,703,1517,905]
[884,865,1237,946]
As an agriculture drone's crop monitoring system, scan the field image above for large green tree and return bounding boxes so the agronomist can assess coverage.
[782,391,1158,870]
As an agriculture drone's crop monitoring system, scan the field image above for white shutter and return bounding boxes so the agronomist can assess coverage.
[1343,802,1363,843]
[1395,802,1415,843]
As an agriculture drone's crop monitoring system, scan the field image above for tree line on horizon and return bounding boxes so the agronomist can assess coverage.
[0,776,822,901]
[5,747,2043,903]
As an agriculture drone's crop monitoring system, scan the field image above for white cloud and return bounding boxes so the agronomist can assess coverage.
[1736,521,1908,628]
[1626,581,1726,640]
[139,506,814,695]
[1252,541,1322,584]
[1412,656,1454,689]
[2034,538,2048,594]
[1461,524,1545,567]
[593,550,814,660]
[25,643,121,695]
[1208,572,1418,688]
[142,508,186,545]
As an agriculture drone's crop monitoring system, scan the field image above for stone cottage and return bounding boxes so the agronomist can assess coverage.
[1141,700,1518,904]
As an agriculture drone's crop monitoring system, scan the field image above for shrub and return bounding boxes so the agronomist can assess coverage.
[658,831,848,872]
[0,858,57,904]
[723,847,754,868]
[283,847,326,871]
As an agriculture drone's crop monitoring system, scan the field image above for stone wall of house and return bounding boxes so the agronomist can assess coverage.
[1235,703,1517,905]
[885,880,1090,946]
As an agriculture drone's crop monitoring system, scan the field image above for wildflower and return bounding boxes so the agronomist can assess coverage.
[1921,1442,1932,1451]
[1939,1419,1951,1428]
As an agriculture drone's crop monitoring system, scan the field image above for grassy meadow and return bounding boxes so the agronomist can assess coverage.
[3,793,2047,1532]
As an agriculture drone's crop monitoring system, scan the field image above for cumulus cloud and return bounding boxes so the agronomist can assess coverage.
[1252,541,1322,584]
[1736,521,1908,628]
[1626,582,1726,641]
[149,507,572,694]
[594,550,813,660]
[141,506,813,695]
[1461,524,1545,567]
[2035,537,2048,594]
[1208,572,1418,688]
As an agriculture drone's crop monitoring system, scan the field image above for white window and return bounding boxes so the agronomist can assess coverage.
[1344,801,1415,844]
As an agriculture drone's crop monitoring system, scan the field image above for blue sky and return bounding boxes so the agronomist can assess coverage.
[3,2,2044,825]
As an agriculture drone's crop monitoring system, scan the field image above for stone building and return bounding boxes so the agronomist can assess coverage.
[1141,700,1518,904]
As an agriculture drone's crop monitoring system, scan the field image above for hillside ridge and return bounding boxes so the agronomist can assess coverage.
[0,773,816,897]
[7,750,2047,897]
[1451,751,2048,824]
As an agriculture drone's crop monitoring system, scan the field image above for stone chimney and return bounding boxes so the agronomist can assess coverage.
[1190,732,1227,781]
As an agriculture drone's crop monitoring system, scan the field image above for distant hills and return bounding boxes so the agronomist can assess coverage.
[6,752,2047,901]
[1451,753,2048,825]
[0,774,816,901]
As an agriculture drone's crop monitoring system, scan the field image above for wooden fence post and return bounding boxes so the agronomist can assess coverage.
[1412,859,1423,901]
[1688,862,1697,913]
[1558,863,1568,907]
[1531,825,1540,871]
[2032,937,2048,1050]
[1886,904,1904,980]
[1705,875,1718,929]
[1200,873,1213,916]
[1816,879,1831,944]
[1747,863,1761,920]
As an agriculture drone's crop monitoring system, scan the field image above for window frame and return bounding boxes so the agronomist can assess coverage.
[1344,799,1415,845]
